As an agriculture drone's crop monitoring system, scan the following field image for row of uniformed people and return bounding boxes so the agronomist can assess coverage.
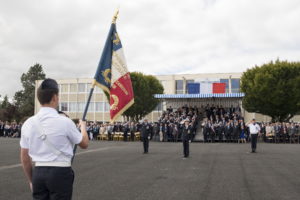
[140,118,192,157]
[263,122,300,143]
[80,120,198,143]
[202,119,248,143]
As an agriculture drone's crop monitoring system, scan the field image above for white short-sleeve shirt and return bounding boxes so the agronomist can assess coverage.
[248,123,261,134]
[20,107,82,162]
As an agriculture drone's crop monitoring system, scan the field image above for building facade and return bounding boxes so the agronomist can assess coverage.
[35,73,300,122]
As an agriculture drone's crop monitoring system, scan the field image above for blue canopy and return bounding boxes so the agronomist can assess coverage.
[154,93,245,99]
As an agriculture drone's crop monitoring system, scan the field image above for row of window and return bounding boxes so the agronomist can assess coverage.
[59,83,104,94]
[59,101,163,113]
[57,79,240,96]
[60,102,110,112]
[175,79,240,94]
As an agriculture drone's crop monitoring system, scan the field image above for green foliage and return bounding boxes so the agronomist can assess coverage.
[0,95,18,122]
[241,59,300,122]
[14,63,46,121]
[104,72,164,121]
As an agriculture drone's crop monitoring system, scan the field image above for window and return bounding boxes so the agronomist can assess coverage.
[231,79,240,93]
[154,102,162,111]
[175,80,183,94]
[186,79,194,93]
[104,102,110,112]
[95,102,104,112]
[60,102,68,112]
[77,102,85,112]
[88,102,94,112]
[69,102,77,112]
[78,83,86,93]
[95,86,103,94]
[86,83,91,92]
[220,79,229,93]
[70,84,77,93]
[60,84,69,93]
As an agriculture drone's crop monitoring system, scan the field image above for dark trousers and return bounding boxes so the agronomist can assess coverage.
[183,140,189,157]
[143,138,149,153]
[130,132,135,141]
[163,133,167,142]
[251,134,258,151]
[211,133,215,143]
[124,133,128,141]
[32,167,74,200]
[219,133,223,142]
[203,132,208,142]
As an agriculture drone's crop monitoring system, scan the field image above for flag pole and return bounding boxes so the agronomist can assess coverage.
[71,8,119,164]
[112,7,119,24]
[72,83,96,163]
[82,84,96,121]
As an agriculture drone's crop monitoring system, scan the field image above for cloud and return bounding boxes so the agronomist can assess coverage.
[0,0,300,97]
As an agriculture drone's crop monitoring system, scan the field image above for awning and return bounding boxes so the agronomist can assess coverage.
[154,93,245,99]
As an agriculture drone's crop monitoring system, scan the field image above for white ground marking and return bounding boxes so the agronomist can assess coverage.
[0,147,113,171]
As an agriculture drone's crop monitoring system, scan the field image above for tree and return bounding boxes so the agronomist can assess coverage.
[104,72,164,121]
[14,63,46,121]
[0,95,18,122]
[240,60,300,122]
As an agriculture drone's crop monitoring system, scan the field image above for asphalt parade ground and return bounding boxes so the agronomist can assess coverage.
[1,138,300,200]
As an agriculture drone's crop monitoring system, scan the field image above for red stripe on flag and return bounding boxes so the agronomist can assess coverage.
[213,83,226,93]
[110,73,134,121]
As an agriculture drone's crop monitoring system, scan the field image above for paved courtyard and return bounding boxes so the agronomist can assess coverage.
[1,138,300,200]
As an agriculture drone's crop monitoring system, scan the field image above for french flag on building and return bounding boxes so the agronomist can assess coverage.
[192,78,226,94]
[212,83,226,93]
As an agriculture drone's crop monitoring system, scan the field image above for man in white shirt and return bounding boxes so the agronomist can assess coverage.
[246,119,261,153]
[20,78,89,200]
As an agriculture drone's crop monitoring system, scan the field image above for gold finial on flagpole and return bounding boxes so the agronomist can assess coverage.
[112,7,120,24]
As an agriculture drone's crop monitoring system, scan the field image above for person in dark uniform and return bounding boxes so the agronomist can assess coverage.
[182,119,191,158]
[202,120,208,143]
[129,122,136,141]
[141,119,151,154]
[0,121,4,137]
[123,122,130,142]
[224,121,233,142]
[217,121,225,142]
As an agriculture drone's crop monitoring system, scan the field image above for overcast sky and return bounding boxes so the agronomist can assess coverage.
[1,0,300,97]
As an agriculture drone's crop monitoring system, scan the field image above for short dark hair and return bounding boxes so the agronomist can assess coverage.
[37,78,59,105]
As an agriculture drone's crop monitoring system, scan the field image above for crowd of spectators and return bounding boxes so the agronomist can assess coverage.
[156,105,199,142]
[201,104,300,144]
[2,104,300,144]
[201,104,246,143]
[74,105,199,142]
[0,120,22,138]
[262,122,300,143]
[78,121,141,141]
